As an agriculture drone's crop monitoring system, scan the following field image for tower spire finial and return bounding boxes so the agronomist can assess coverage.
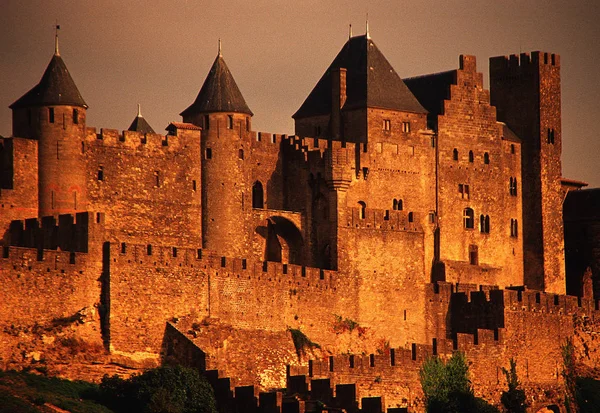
[54,21,60,56]
[366,14,370,39]
[218,38,222,57]
[349,23,352,40]
[137,103,142,118]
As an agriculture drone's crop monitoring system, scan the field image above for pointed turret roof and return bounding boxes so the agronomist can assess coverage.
[293,35,426,118]
[180,51,253,117]
[10,52,87,109]
[128,105,155,134]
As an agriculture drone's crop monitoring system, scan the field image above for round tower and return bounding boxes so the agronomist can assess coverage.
[10,31,88,217]
[180,44,254,257]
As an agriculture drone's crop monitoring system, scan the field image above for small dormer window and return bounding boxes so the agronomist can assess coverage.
[227,115,233,129]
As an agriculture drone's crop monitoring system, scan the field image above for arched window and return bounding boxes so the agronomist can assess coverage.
[393,198,403,211]
[484,152,490,164]
[463,208,474,229]
[453,148,459,161]
[252,181,264,208]
[468,150,474,163]
[358,201,366,219]
[238,149,244,159]
[485,215,490,233]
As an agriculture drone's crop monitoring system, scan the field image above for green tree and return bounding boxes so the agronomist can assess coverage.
[419,352,499,413]
[500,358,527,413]
[99,365,217,413]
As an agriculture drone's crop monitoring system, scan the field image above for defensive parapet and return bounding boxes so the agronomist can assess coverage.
[489,51,559,73]
[7,212,104,253]
[84,125,201,152]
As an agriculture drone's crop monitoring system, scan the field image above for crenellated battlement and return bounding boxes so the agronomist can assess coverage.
[84,126,200,152]
[108,242,337,288]
[0,245,90,271]
[344,207,422,232]
[490,51,560,74]
[428,281,599,317]
[289,329,503,382]
[7,211,103,253]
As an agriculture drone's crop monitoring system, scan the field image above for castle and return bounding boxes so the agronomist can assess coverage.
[1,30,600,413]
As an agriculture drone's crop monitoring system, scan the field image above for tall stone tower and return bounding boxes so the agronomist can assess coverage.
[490,52,565,294]
[180,46,254,257]
[10,34,88,217]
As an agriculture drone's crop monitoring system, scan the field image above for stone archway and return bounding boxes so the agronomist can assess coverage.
[264,216,304,265]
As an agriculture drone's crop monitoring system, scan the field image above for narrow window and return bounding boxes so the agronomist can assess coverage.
[358,201,366,219]
[469,150,474,163]
[205,148,212,159]
[73,109,79,124]
[469,245,479,265]
[397,199,403,211]
[509,177,518,196]
[463,208,474,229]
[453,148,459,161]
[511,219,519,237]
[238,149,244,160]
[402,121,410,133]
[49,108,55,123]
[96,213,102,223]
[154,171,160,187]
[252,181,264,208]
[246,117,250,131]
[480,215,490,233]
[408,212,414,222]
[121,243,126,254]
[458,184,464,197]
[383,119,391,131]
[464,185,470,200]
[192,180,197,191]
[147,244,152,255]
[172,247,178,257]
[393,199,398,210]
[204,115,210,130]
[511,144,515,154]
[97,166,104,181]
[227,115,233,129]
[429,211,436,224]
[484,152,490,164]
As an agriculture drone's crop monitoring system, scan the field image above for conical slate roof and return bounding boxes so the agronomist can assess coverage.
[293,35,426,118]
[180,53,253,117]
[128,108,155,134]
[10,53,87,109]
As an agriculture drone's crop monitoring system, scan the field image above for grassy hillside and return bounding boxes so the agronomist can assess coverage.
[0,370,113,413]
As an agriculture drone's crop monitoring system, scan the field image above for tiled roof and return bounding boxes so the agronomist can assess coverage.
[293,35,426,118]
[10,54,87,109]
[166,122,202,131]
[180,54,253,117]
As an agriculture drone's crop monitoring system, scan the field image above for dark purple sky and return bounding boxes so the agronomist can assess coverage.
[1,0,598,187]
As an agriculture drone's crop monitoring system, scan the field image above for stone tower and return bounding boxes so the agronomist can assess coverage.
[490,52,565,294]
[10,35,88,217]
[180,46,254,257]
